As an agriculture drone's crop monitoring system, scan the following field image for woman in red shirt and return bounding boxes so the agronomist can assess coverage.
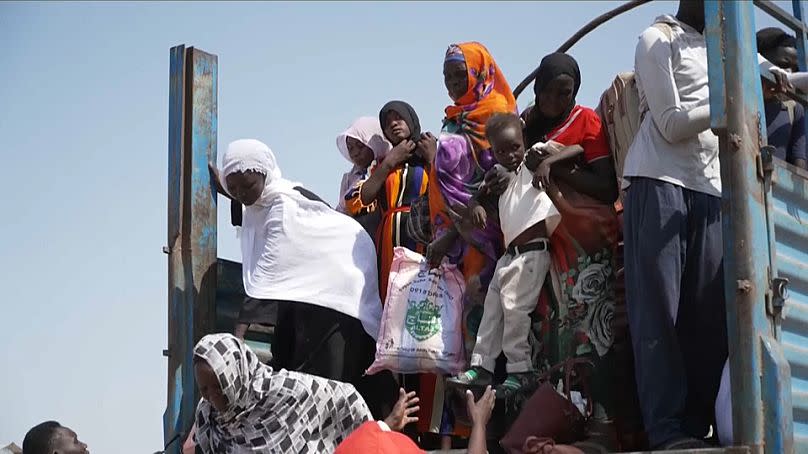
[521,53,628,451]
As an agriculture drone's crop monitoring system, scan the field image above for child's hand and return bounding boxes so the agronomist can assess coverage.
[466,386,496,428]
[471,204,487,229]
[384,140,416,170]
[384,388,419,431]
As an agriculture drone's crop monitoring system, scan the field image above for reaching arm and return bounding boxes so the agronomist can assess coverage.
[635,27,711,143]
[467,387,495,454]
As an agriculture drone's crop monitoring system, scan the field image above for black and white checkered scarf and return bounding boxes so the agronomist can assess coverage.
[193,334,372,453]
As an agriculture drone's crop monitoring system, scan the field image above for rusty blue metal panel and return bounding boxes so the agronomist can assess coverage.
[164,46,218,454]
[706,2,778,452]
[772,161,808,450]
[164,44,186,454]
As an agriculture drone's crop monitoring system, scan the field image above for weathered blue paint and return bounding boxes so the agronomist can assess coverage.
[762,336,795,454]
[772,161,808,451]
[164,44,185,454]
[164,46,218,454]
[706,1,773,452]
[709,1,808,452]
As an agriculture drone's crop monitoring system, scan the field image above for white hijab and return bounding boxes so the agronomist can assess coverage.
[221,139,301,207]
[336,117,391,163]
[220,139,383,339]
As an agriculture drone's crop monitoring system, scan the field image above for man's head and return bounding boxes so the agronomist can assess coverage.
[758,27,799,72]
[22,422,88,454]
[486,113,526,172]
[677,0,706,33]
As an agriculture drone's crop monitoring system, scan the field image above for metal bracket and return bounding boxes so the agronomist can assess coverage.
[772,277,790,312]
[759,145,775,182]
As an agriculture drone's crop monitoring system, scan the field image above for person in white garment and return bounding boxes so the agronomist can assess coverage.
[209,139,384,410]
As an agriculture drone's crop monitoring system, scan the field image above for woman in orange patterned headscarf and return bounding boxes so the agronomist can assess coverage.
[417,41,516,439]
[427,41,516,305]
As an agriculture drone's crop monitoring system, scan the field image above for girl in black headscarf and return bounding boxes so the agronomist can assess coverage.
[521,53,618,202]
[347,100,437,301]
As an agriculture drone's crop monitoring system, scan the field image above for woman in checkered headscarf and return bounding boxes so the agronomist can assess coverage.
[190,333,374,453]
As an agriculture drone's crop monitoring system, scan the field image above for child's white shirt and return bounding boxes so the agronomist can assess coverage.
[496,163,560,247]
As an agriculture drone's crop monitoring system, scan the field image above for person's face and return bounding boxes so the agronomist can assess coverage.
[225,170,266,206]
[383,110,411,145]
[537,74,575,119]
[345,136,374,168]
[443,60,469,102]
[194,360,229,413]
[770,45,799,72]
[491,125,526,171]
[51,426,89,454]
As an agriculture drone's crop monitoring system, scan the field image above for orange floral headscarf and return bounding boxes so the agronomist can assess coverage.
[443,42,517,157]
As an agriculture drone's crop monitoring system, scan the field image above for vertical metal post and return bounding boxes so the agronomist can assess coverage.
[164,45,218,454]
[793,1,808,71]
[705,1,770,452]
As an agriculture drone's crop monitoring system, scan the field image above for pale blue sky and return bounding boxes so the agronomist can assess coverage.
[0,1,792,452]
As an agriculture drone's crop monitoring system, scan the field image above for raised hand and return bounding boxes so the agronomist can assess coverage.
[384,388,420,431]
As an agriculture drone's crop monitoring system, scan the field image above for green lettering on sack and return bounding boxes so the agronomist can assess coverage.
[405,297,443,341]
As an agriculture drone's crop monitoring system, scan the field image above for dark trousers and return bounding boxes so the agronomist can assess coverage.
[623,178,727,447]
[270,300,398,420]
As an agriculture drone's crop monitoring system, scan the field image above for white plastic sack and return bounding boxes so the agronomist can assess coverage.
[367,247,466,375]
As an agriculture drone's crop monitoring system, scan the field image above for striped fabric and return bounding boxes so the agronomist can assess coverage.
[377,161,429,302]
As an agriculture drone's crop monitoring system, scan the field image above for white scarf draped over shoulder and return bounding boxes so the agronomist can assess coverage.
[220,139,382,339]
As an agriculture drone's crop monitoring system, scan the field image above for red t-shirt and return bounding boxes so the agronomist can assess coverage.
[546,105,610,164]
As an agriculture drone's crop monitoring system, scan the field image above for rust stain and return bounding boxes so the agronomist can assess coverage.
[730,133,742,151]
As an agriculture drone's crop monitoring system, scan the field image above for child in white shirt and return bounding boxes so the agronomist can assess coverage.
[448,113,560,392]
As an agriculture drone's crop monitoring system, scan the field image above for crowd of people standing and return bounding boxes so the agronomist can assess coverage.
[19,1,808,453]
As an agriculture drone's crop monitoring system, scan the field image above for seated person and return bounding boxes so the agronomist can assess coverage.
[22,421,88,454]
[448,113,561,392]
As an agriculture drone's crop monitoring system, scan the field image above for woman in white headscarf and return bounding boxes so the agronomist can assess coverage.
[210,139,383,393]
[335,117,391,242]
[336,117,391,213]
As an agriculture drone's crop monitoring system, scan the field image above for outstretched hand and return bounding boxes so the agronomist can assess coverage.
[466,386,496,428]
[384,388,420,431]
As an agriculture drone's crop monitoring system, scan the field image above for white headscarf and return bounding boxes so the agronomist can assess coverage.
[221,139,300,207]
[193,334,372,454]
[336,117,391,162]
[219,139,383,339]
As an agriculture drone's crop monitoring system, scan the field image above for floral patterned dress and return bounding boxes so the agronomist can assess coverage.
[524,105,624,429]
